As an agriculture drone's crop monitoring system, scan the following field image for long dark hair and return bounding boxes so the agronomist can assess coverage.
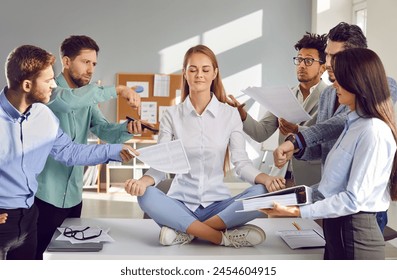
[332,48,397,200]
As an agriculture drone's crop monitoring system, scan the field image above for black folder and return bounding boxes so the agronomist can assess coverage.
[236,185,312,212]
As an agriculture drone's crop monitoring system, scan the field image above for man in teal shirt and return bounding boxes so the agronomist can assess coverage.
[35,35,141,259]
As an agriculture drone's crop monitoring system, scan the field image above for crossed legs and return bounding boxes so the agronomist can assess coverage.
[138,184,267,245]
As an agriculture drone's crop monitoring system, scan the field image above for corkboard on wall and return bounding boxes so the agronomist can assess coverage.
[116,73,182,138]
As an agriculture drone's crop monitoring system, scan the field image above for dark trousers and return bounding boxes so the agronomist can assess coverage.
[323,212,385,260]
[35,197,82,260]
[0,205,39,260]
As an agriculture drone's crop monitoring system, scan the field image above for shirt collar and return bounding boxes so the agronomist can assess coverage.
[0,86,32,123]
[55,72,69,88]
[346,110,360,127]
[183,92,220,118]
[296,80,321,97]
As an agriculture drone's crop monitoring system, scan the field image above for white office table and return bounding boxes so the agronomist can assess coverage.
[43,218,324,260]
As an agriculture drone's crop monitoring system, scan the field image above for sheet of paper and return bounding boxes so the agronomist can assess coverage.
[242,86,312,123]
[56,226,114,244]
[278,229,325,249]
[136,139,191,174]
[141,101,157,123]
[153,74,170,97]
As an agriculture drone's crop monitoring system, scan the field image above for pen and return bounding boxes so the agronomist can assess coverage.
[292,222,301,231]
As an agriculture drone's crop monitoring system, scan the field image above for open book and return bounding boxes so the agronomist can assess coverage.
[236,185,312,212]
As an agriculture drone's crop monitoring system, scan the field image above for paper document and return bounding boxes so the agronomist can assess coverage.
[242,86,312,123]
[278,229,325,249]
[153,74,170,97]
[136,139,191,174]
[236,185,312,212]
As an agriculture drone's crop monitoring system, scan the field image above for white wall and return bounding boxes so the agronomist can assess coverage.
[313,0,397,79]
[313,0,353,34]
[367,0,397,79]
[0,0,312,166]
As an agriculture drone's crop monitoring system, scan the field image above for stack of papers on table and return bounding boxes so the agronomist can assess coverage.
[47,226,113,252]
[278,229,325,249]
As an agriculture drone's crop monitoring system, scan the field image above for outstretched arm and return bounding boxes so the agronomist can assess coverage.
[48,85,141,113]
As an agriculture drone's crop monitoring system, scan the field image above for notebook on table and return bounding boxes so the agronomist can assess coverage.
[46,232,103,252]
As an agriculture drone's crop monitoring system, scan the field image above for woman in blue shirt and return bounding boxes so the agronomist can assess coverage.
[125,45,285,248]
[262,48,397,260]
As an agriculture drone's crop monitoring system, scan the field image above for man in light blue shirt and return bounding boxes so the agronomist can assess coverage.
[0,45,137,260]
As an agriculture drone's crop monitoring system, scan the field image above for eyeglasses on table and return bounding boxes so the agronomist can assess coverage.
[63,226,103,241]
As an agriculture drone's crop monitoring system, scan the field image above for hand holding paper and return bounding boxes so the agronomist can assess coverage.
[136,139,191,174]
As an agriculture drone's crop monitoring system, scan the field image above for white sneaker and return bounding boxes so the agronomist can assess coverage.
[222,224,266,248]
[159,226,194,246]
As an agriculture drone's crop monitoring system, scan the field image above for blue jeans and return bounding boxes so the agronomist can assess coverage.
[138,184,267,232]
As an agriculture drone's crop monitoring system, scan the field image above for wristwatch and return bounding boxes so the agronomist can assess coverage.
[285,134,299,150]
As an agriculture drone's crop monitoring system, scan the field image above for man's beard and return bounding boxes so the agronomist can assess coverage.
[27,84,50,104]
[70,74,90,88]
[326,68,335,83]
[298,75,316,83]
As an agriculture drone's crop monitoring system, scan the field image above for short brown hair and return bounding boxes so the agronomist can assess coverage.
[6,45,55,90]
[60,35,99,59]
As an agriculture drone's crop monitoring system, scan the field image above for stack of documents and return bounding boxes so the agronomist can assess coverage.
[47,226,113,252]
[236,185,312,212]
[278,228,325,249]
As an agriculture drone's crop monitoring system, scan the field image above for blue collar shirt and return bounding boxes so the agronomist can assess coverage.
[0,87,123,209]
[300,111,396,219]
